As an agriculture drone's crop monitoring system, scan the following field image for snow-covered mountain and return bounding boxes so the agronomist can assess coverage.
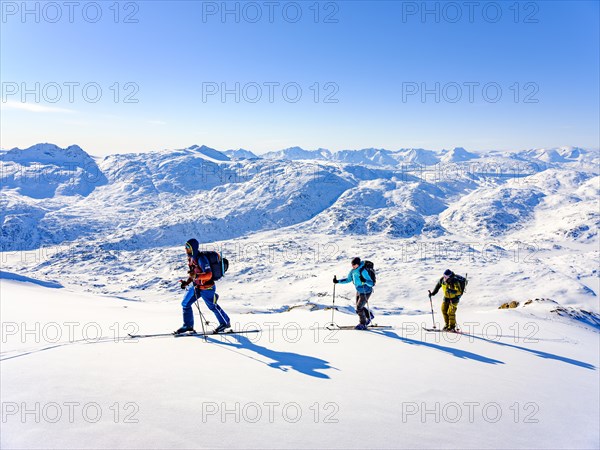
[1,143,598,309]
[558,145,587,160]
[398,147,441,165]
[2,143,597,250]
[440,146,480,163]
[1,143,107,198]
[224,148,260,160]
[262,146,332,161]
[332,148,400,166]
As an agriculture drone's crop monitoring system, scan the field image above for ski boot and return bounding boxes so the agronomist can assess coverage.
[174,325,195,335]
[365,310,375,326]
[214,323,231,334]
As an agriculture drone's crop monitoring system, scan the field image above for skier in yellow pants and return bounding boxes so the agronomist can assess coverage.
[429,269,466,332]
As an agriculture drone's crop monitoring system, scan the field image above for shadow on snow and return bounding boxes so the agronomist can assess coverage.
[373,329,596,370]
[373,330,505,365]
[203,334,336,379]
[0,271,63,289]
[464,333,597,370]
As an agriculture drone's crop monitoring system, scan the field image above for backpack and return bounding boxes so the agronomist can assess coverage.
[361,260,376,285]
[453,273,468,295]
[198,251,229,281]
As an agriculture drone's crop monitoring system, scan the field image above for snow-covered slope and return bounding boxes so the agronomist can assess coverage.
[440,186,546,237]
[1,278,598,449]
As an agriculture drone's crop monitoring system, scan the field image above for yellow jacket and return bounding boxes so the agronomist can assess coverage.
[431,276,463,300]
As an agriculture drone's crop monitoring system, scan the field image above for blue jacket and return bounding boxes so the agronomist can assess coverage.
[339,262,374,294]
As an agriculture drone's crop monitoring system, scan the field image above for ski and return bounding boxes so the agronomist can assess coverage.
[127,329,261,339]
[175,329,261,337]
[204,329,261,336]
[325,324,392,330]
[127,332,177,338]
[422,327,462,334]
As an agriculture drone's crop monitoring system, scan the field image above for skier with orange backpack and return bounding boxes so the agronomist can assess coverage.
[175,238,230,334]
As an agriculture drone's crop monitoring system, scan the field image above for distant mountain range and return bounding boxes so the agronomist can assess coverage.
[1,143,597,253]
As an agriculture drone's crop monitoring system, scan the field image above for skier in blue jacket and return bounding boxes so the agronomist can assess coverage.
[333,257,375,330]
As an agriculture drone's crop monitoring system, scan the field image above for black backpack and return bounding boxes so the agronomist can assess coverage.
[199,251,229,281]
[453,273,468,294]
[361,260,376,285]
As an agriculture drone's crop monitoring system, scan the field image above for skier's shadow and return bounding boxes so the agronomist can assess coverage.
[373,330,505,365]
[206,334,336,379]
[464,333,596,370]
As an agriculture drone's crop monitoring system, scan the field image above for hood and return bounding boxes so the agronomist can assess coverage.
[185,238,200,258]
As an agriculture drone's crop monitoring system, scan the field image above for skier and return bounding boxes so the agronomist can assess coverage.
[175,238,231,334]
[429,269,464,332]
[333,257,375,330]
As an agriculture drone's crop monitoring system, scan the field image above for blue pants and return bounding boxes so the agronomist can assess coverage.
[181,286,230,328]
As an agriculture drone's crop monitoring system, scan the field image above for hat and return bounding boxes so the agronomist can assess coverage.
[443,269,453,277]
[351,257,361,266]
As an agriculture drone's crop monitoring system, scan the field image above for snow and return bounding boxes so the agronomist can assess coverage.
[440,147,480,163]
[333,148,399,166]
[0,143,107,199]
[1,278,598,449]
[224,149,260,160]
[1,142,599,448]
[262,146,333,161]
[187,144,231,162]
[400,148,441,166]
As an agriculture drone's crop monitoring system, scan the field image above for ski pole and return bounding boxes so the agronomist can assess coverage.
[360,272,373,326]
[428,291,436,329]
[325,280,338,329]
[331,282,336,324]
[193,290,208,340]
[456,273,467,332]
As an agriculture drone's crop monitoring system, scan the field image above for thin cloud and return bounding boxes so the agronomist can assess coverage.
[1,100,76,114]
[148,120,167,125]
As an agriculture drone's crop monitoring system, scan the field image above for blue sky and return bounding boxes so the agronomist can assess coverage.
[1,0,598,155]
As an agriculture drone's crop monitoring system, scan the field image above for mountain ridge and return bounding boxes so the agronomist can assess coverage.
[1,142,597,253]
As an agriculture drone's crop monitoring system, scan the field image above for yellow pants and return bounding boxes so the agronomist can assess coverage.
[441,299,459,328]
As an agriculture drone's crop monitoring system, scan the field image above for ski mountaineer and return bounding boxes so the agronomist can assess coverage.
[429,269,463,332]
[333,257,375,330]
[175,238,231,334]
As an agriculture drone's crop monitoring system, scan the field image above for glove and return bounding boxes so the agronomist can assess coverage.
[333,276,338,284]
[359,274,366,283]
[428,290,432,297]
[180,279,189,290]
